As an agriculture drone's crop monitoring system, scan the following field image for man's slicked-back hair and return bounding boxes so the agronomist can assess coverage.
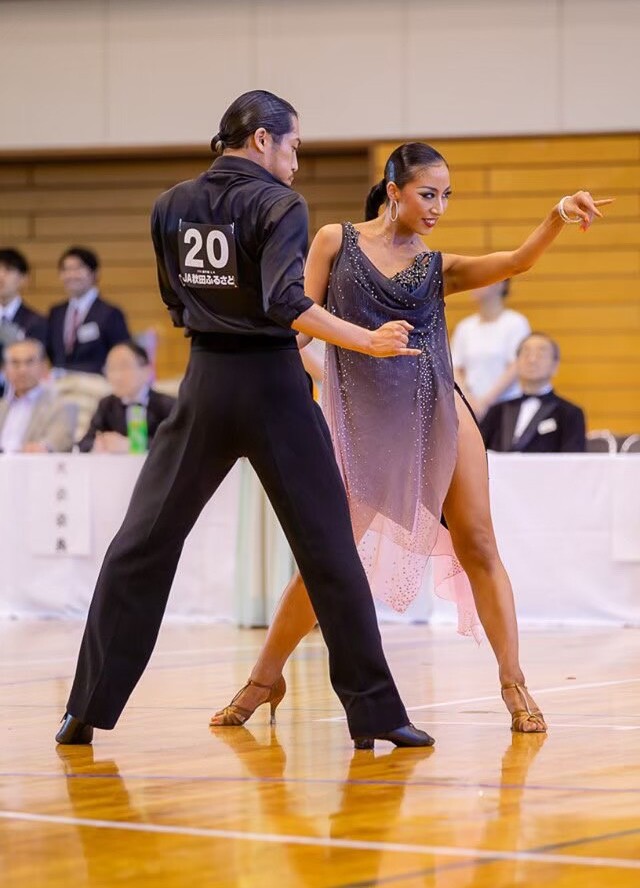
[211,90,297,155]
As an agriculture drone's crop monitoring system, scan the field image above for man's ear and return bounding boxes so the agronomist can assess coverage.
[252,127,269,154]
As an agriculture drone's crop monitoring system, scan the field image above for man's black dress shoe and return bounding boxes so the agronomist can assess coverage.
[353,723,435,750]
[55,713,94,745]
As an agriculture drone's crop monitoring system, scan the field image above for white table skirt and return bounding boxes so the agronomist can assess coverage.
[0,455,236,620]
[0,453,638,627]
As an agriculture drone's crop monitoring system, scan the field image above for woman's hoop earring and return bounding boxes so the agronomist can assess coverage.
[389,199,399,223]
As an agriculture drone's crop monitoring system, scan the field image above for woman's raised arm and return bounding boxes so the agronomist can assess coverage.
[442,191,613,297]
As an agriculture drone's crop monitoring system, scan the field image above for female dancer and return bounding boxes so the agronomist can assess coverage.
[211,142,610,734]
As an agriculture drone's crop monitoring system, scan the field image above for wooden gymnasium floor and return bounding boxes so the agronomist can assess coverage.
[1,620,639,887]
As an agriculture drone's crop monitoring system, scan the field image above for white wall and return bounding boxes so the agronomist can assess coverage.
[0,0,638,150]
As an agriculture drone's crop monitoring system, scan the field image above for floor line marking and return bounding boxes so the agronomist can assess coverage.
[1,810,639,870]
[408,719,640,731]
[316,677,640,722]
[331,824,640,886]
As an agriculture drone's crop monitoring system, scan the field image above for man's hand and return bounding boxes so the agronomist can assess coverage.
[364,321,422,358]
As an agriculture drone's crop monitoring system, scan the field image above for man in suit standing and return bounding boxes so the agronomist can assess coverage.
[77,341,175,452]
[480,332,586,453]
[46,247,130,375]
[0,339,76,452]
[0,248,48,396]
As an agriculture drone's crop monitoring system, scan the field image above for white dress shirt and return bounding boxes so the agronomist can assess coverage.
[0,385,44,452]
[513,385,554,441]
[451,309,531,402]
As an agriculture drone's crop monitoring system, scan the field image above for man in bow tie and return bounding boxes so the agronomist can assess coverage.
[480,332,586,453]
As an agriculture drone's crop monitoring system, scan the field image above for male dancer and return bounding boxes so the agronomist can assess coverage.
[56,90,433,750]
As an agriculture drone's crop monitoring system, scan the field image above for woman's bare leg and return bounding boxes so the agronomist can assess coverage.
[443,392,545,731]
[210,572,318,719]
[250,572,317,684]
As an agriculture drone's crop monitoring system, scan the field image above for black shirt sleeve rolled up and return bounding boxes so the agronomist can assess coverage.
[150,205,185,328]
[260,194,314,328]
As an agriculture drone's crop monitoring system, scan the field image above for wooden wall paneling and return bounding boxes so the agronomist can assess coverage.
[0,187,161,213]
[521,250,639,277]
[0,216,30,239]
[0,165,30,186]
[31,159,207,187]
[438,193,639,223]
[32,213,151,239]
[489,221,640,249]
[558,334,640,361]
[557,362,640,388]
[507,278,640,306]
[413,134,640,167]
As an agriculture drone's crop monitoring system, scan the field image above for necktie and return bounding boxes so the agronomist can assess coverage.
[64,304,81,354]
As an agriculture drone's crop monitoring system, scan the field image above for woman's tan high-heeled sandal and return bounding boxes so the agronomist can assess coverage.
[209,676,286,727]
[501,683,547,733]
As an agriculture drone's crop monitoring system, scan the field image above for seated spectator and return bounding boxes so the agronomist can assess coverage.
[77,341,175,453]
[46,246,130,375]
[480,332,586,453]
[451,279,531,420]
[0,248,47,396]
[0,339,76,453]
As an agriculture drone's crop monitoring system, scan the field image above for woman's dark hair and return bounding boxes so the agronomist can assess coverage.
[58,246,100,273]
[211,90,297,154]
[365,142,448,221]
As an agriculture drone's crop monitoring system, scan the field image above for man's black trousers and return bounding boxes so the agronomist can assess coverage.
[67,338,409,738]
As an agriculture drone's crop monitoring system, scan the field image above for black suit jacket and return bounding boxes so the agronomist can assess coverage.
[77,389,176,452]
[46,296,130,374]
[13,302,48,345]
[480,391,586,453]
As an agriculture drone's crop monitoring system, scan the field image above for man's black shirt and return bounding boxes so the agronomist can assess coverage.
[150,156,314,339]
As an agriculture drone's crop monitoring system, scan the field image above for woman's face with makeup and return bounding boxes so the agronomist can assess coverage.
[391,163,452,236]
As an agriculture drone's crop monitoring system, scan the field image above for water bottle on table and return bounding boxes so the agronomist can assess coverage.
[126,404,148,454]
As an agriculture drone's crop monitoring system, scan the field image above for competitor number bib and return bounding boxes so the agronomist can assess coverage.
[177,221,239,289]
